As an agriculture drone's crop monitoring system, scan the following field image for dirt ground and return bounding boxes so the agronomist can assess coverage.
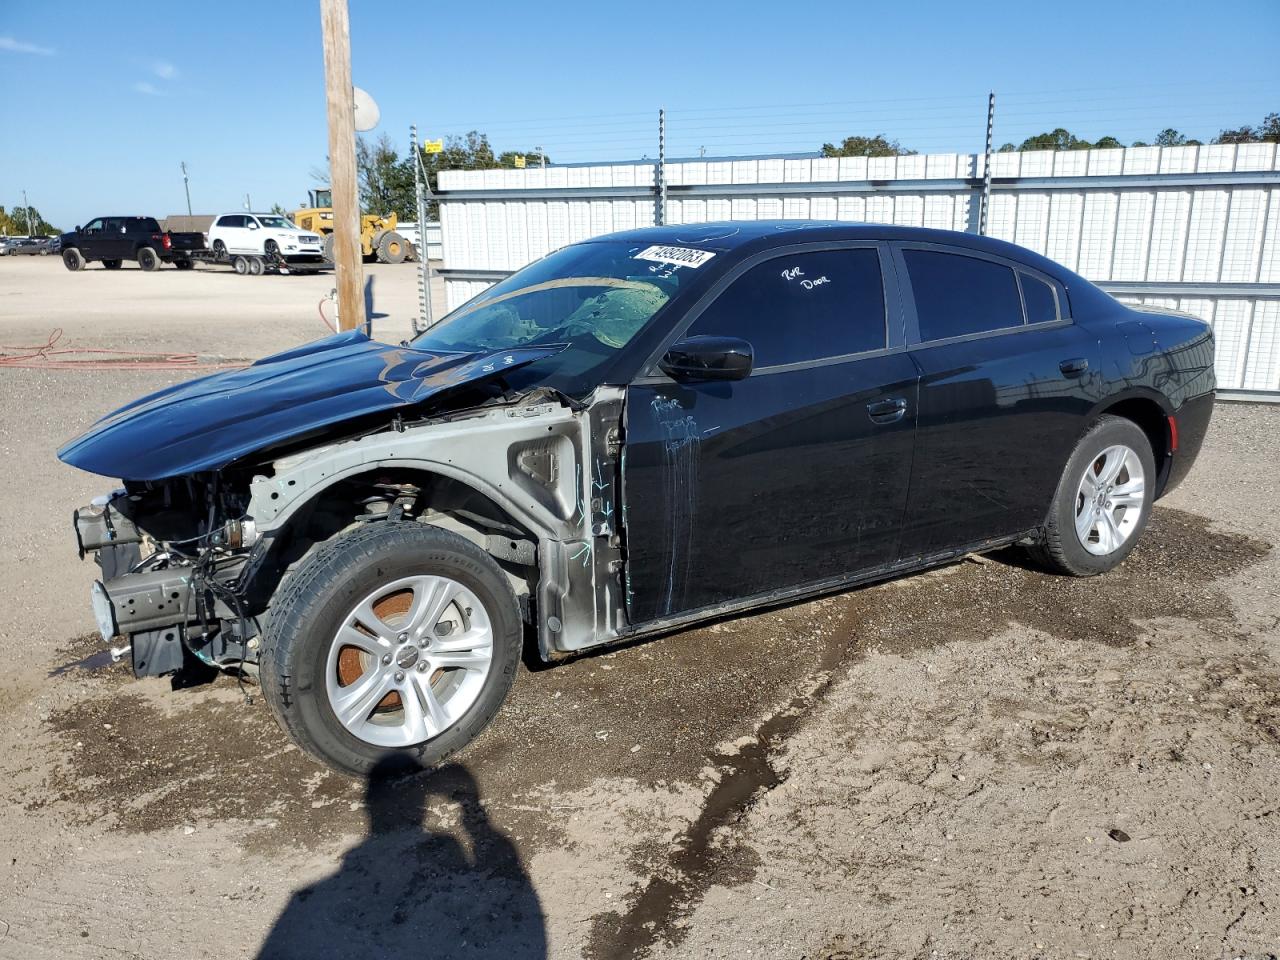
[0,255,1277,959]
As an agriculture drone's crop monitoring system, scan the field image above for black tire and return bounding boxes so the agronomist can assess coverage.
[259,522,522,777]
[1025,415,1156,577]
[322,234,335,262]
[264,239,280,258]
[137,246,160,272]
[62,248,85,271]
[212,239,228,261]
[173,258,193,271]
[376,231,407,264]
[233,255,249,275]
[102,259,123,270]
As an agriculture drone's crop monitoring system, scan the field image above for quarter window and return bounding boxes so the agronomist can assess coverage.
[686,248,886,367]
[1021,273,1059,324]
[904,249,1024,342]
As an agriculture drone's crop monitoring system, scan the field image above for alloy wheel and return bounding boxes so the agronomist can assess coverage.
[325,574,494,748]
[1074,444,1145,556]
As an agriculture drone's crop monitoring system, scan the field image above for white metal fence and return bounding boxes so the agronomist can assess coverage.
[435,143,1280,397]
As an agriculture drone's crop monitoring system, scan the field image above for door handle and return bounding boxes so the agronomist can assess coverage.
[867,397,908,424]
[1059,357,1089,378]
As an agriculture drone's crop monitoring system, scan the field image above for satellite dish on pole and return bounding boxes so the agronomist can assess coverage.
[353,86,380,132]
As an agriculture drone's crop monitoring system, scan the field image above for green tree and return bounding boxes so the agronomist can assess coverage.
[1215,111,1279,144]
[0,204,57,235]
[356,132,417,219]
[1093,136,1125,149]
[820,134,916,157]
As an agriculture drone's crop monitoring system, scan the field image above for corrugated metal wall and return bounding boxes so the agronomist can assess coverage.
[436,143,1280,396]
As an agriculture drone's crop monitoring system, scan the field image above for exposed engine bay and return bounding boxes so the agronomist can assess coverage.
[73,382,628,681]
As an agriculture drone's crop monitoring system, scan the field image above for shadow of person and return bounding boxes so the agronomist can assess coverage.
[256,757,547,960]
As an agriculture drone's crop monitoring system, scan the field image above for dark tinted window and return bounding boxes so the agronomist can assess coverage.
[687,248,886,366]
[127,217,161,232]
[904,250,1024,342]
[1021,273,1059,324]
[217,215,242,227]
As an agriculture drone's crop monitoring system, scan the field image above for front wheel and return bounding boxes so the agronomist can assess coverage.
[259,523,522,776]
[377,231,407,264]
[1025,415,1156,576]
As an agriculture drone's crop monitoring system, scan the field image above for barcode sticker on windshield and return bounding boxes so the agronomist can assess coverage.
[633,245,716,269]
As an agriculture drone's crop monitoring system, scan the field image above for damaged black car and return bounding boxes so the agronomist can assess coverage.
[60,222,1216,775]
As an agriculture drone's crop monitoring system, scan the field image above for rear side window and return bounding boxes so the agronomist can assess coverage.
[216,215,242,227]
[687,248,886,367]
[1021,273,1059,324]
[904,249,1024,342]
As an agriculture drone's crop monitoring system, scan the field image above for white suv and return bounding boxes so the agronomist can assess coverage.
[207,213,324,263]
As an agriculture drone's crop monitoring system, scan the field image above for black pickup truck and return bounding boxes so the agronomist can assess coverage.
[59,216,205,272]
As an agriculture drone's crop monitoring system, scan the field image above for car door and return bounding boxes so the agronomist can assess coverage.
[623,243,919,625]
[78,218,108,259]
[213,215,246,253]
[101,218,134,261]
[892,242,1102,559]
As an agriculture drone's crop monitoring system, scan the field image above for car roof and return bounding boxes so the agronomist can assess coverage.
[585,220,1071,277]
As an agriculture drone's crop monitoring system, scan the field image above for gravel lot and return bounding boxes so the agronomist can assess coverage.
[0,255,1277,959]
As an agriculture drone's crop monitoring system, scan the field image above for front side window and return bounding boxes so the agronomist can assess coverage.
[84,219,104,232]
[413,239,698,396]
[686,248,886,367]
[904,249,1024,342]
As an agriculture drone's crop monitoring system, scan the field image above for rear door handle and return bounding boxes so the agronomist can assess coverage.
[1059,357,1089,378]
[867,397,908,424]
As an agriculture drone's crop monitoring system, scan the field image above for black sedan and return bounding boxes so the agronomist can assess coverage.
[60,221,1214,774]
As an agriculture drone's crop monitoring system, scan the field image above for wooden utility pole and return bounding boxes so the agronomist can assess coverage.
[319,0,364,332]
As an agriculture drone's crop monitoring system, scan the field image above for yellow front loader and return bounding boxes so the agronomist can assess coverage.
[292,188,410,264]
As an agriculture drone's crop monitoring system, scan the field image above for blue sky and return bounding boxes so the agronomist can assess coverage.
[1,0,1276,230]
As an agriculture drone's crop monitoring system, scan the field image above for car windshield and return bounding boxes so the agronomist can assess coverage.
[411,239,702,396]
[256,216,294,229]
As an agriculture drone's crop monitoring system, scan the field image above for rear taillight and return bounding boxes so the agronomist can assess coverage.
[162,234,172,251]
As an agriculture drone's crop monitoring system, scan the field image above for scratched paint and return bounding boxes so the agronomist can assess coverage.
[650,394,701,616]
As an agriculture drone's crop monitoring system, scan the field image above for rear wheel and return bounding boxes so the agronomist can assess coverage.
[62,248,85,271]
[322,234,335,262]
[173,258,193,271]
[212,239,228,261]
[1025,415,1156,576]
[233,255,249,275]
[248,256,264,276]
[376,231,407,264]
[137,247,160,272]
[102,258,123,270]
[260,523,521,777]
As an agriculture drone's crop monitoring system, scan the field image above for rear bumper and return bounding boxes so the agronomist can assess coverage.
[1161,391,1214,498]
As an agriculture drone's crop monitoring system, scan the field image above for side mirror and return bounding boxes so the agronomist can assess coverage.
[659,336,753,383]
[247,221,260,230]
[74,225,81,232]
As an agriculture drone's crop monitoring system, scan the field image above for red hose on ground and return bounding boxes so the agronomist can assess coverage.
[0,328,244,370]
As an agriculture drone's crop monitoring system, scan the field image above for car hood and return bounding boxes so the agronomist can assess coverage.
[58,329,563,480]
